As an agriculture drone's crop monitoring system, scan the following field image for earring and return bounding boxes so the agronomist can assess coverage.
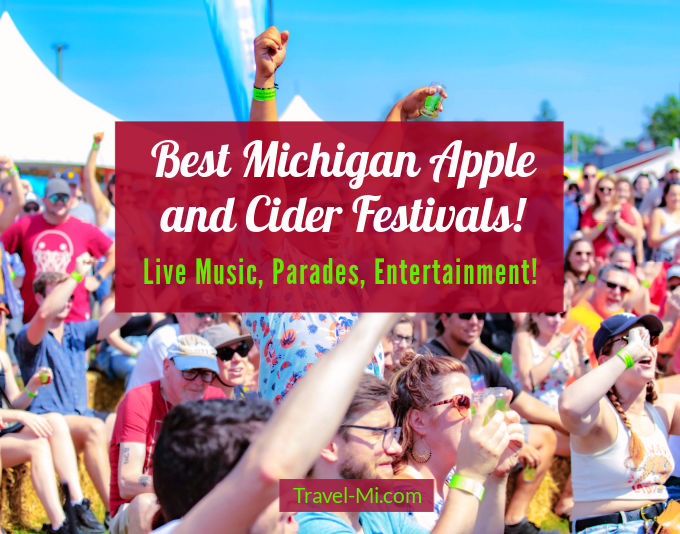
[411,439,431,463]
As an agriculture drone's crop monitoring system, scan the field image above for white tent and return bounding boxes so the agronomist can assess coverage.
[0,11,117,168]
[280,94,322,121]
[603,138,680,180]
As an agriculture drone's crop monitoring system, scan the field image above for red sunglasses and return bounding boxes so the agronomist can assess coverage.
[430,394,471,418]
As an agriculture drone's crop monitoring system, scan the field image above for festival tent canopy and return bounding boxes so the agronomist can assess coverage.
[280,95,323,121]
[602,139,680,180]
[0,11,118,168]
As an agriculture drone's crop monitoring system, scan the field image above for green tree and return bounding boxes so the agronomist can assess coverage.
[621,139,637,150]
[646,95,680,147]
[565,132,602,154]
[535,99,557,121]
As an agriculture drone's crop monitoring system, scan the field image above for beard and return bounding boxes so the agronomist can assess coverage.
[339,456,393,480]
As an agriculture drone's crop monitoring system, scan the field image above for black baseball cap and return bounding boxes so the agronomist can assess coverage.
[592,313,663,357]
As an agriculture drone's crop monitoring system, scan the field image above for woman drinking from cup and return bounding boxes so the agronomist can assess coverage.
[391,351,524,531]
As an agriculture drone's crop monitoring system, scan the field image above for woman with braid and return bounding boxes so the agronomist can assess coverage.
[560,313,679,533]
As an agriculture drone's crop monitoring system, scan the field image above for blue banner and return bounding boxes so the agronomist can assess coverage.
[204,0,270,121]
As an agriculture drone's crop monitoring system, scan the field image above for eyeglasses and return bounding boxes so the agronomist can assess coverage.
[430,394,471,418]
[216,341,251,361]
[48,193,70,204]
[543,311,567,318]
[598,187,613,193]
[391,333,415,345]
[179,368,217,384]
[601,280,630,295]
[23,205,39,213]
[574,251,592,257]
[195,312,219,321]
[458,312,485,321]
[339,424,402,449]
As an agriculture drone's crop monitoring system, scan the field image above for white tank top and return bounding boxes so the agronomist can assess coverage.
[571,400,673,502]
[659,210,680,254]
[100,205,115,240]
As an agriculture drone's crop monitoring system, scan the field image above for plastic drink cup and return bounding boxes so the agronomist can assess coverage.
[421,84,445,118]
[471,387,512,421]
[523,466,537,482]
[39,372,49,384]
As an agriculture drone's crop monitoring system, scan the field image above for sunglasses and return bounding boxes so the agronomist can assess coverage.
[458,312,485,321]
[543,311,567,318]
[602,280,630,294]
[179,368,217,384]
[669,283,680,292]
[598,187,613,193]
[607,333,659,350]
[583,174,597,179]
[48,193,70,204]
[195,312,219,321]
[430,394,471,418]
[574,251,592,257]
[23,205,40,213]
[216,341,251,361]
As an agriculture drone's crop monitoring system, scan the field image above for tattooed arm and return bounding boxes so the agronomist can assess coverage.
[118,442,154,499]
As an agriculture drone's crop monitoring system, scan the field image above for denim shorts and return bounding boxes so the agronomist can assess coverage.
[572,519,647,534]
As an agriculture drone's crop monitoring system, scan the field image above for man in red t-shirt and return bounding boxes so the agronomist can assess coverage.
[2,178,114,323]
[108,334,226,534]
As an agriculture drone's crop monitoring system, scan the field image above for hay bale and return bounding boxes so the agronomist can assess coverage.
[0,455,105,532]
[507,456,570,532]
[86,370,125,412]
[0,373,119,532]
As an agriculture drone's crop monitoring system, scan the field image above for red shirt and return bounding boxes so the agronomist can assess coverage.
[1,214,112,323]
[108,380,225,515]
[580,202,636,259]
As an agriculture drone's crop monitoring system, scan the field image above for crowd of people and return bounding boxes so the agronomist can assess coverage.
[0,24,679,534]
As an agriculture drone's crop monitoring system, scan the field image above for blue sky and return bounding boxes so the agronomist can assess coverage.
[5,0,679,147]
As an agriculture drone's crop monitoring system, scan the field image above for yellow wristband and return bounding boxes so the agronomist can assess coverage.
[70,271,83,283]
[448,474,485,501]
[616,348,634,369]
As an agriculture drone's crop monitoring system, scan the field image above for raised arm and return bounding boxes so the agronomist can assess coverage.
[82,132,112,227]
[559,327,649,436]
[0,157,26,231]
[249,26,288,122]
[26,253,93,345]
[170,312,398,534]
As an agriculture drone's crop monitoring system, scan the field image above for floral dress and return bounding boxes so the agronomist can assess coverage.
[512,337,576,411]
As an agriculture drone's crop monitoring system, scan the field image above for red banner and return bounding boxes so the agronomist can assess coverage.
[115,121,563,312]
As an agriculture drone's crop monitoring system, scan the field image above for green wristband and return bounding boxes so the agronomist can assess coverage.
[587,274,597,283]
[641,280,651,289]
[616,348,634,369]
[9,270,16,280]
[26,390,37,399]
[448,474,485,501]
[92,142,101,150]
[597,223,604,230]
[550,350,561,359]
[253,87,276,101]
[70,271,84,283]
[9,165,18,176]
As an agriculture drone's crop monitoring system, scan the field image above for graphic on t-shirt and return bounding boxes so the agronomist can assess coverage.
[31,230,74,274]
[625,441,673,494]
